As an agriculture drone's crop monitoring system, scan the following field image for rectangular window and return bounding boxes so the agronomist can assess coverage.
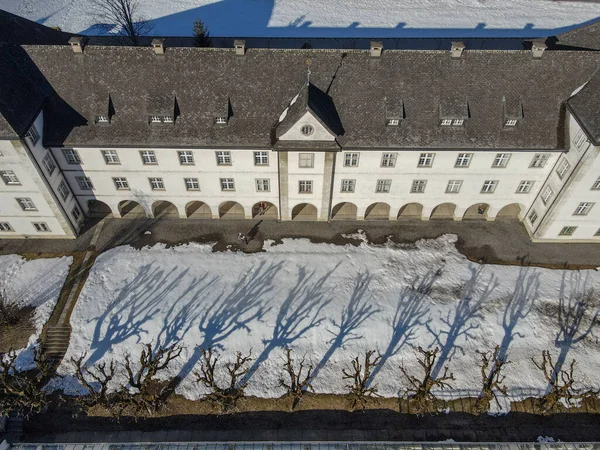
[150,115,162,123]
[62,148,81,165]
[299,153,314,168]
[162,116,173,123]
[492,153,511,168]
[452,119,464,126]
[376,179,392,193]
[72,206,81,221]
[574,129,588,150]
[254,151,269,166]
[455,153,472,167]
[215,117,227,124]
[344,152,360,167]
[381,153,397,167]
[505,119,518,127]
[76,176,93,190]
[220,178,235,191]
[140,150,157,164]
[592,177,600,190]
[255,178,270,192]
[528,210,539,225]
[418,153,435,168]
[341,179,356,193]
[299,180,313,193]
[17,198,36,211]
[185,178,200,191]
[446,180,462,193]
[42,153,56,176]
[411,180,427,193]
[387,119,400,126]
[113,177,129,190]
[96,115,109,123]
[32,222,50,232]
[178,151,194,165]
[102,150,120,164]
[530,153,549,168]
[216,151,232,165]
[541,186,554,205]
[0,170,20,185]
[481,180,498,193]
[517,180,534,193]
[559,226,577,236]
[0,222,14,232]
[26,125,40,145]
[556,159,571,179]
[574,202,594,216]
[149,177,165,190]
[57,180,70,200]
[440,119,452,126]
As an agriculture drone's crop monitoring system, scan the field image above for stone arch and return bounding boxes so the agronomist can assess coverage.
[152,200,179,218]
[430,203,457,220]
[364,202,390,220]
[331,202,358,220]
[291,203,318,221]
[118,200,147,218]
[496,203,524,221]
[463,203,491,220]
[219,201,245,219]
[186,201,212,219]
[397,203,424,220]
[87,199,113,218]
[252,202,278,219]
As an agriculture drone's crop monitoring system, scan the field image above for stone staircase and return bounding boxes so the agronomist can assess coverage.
[43,325,71,360]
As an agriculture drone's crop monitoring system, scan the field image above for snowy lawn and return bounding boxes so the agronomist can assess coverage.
[0,255,72,368]
[53,234,600,412]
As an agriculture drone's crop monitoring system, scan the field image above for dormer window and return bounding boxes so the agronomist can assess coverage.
[300,125,314,136]
[452,119,464,126]
[215,117,227,125]
[387,119,400,126]
[96,115,109,123]
[440,119,453,126]
[150,115,162,123]
[505,119,518,127]
[163,116,173,123]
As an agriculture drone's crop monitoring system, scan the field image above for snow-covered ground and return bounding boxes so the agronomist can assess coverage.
[1,0,599,38]
[52,234,600,412]
[0,255,72,368]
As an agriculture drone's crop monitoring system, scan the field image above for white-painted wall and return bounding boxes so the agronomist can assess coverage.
[278,111,336,141]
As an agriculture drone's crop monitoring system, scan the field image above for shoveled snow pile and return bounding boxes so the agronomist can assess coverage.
[0,255,72,368]
[52,235,600,413]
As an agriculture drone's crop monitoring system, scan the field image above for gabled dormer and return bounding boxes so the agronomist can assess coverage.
[439,97,470,127]
[213,94,232,126]
[385,97,405,127]
[148,93,178,124]
[93,94,115,124]
[502,95,524,128]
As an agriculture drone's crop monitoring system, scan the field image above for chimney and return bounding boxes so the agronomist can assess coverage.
[68,36,85,54]
[451,41,466,59]
[151,38,165,55]
[531,39,547,59]
[370,41,383,58]
[234,39,246,56]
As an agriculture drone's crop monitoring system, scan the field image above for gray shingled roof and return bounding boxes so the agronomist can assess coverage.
[556,19,600,51]
[567,68,600,146]
[6,44,600,149]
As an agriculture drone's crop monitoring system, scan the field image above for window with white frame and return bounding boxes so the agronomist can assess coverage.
[387,119,400,126]
[341,179,355,192]
[299,180,313,193]
[140,150,157,164]
[178,151,194,165]
[298,153,314,168]
[556,159,571,179]
[528,210,539,225]
[517,180,534,193]
[42,153,56,176]
[96,115,109,123]
[150,115,162,123]
[376,179,392,193]
[440,119,453,126]
[185,178,200,190]
[113,177,129,190]
[0,170,20,185]
[574,129,588,150]
[455,153,472,167]
[76,176,93,190]
[255,178,270,192]
[149,177,165,190]
[418,153,435,167]
[300,125,314,136]
[481,180,498,193]
[57,180,70,200]
[254,151,269,166]
[574,202,594,216]
[592,176,600,190]
[381,153,397,167]
[216,151,232,165]
[492,153,511,168]
[446,180,462,193]
[559,226,577,236]
[162,116,174,123]
[505,119,518,127]
[17,197,36,211]
[32,222,50,232]
[452,119,464,126]
[220,178,235,191]
[530,153,549,168]
[0,222,14,232]
[411,179,427,193]
[102,150,120,164]
[344,152,360,167]
[62,148,81,164]
[72,206,81,221]
[215,117,227,125]
[25,125,39,145]
[541,186,554,205]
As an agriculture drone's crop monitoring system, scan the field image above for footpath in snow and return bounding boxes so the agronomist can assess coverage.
[52,234,600,412]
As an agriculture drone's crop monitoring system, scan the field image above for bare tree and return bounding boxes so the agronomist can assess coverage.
[279,348,313,411]
[0,290,26,327]
[342,350,380,411]
[90,0,153,46]
[400,346,454,414]
[71,353,116,409]
[196,348,253,412]
[192,19,212,47]
[475,345,510,413]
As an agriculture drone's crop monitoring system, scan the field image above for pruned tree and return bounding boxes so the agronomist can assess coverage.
[0,290,26,327]
[475,345,510,413]
[279,348,313,411]
[71,353,117,409]
[400,346,454,414]
[90,0,153,46]
[192,19,212,47]
[196,348,253,412]
[342,350,380,411]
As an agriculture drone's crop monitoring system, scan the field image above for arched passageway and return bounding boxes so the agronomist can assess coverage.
[186,201,212,219]
[331,202,358,220]
[87,200,113,218]
[496,204,522,221]
[118,200,146,218]
[463,203,491,220]
[152,200,179,218]
[397,203,423,220]
[430,203,457,220]
[219,201,245,219]
[291,203,318,221]
[252,202,278,219]
[364,202,390,220]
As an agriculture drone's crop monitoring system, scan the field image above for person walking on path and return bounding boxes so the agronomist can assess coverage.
[238,232,248,245]
[258,202,266,215]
